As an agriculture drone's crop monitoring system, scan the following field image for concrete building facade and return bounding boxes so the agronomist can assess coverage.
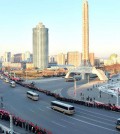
[33,22,48,69]
[57,53,65,65]
[14,53,25,63]
[4,52,11,62]
[67,51,81,67]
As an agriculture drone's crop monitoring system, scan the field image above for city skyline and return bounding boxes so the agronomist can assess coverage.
[0,0,120,58]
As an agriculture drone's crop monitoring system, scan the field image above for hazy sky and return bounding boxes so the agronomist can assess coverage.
[0,0,120,58]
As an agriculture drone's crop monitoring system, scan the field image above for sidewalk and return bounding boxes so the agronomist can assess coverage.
[67,80,120,105]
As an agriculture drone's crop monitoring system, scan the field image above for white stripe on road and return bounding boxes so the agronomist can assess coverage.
[53,88,63,97]
[77,111,114,122]
[39,108,44,112]
[51,121,66,128]
[76,114,114,127]
[46,106,51,110]
[69,116,116,132]
[75,106,117,120]
[61,119,75,125]
[30,109,35,113]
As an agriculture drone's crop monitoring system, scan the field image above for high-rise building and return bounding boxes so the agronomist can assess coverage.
[57,53,65,65]
[33,22,49,69]
[14,53,24,63]
[67,51,80,67]
[25,51,31,62]
[4,52,11,62]
[49,55,57,63]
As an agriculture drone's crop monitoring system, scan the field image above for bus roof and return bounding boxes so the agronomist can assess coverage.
[51,101,74,108]
[27,91,38,96]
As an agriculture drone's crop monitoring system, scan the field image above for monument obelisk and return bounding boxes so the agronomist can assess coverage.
[65,0,108,81]
[81,0,91,66]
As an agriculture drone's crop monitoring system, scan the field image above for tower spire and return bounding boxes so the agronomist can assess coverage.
[81,0,90,66]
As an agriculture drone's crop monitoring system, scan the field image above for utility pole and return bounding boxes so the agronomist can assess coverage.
[74,78,76,97]
[10,114,13,134]
[116,88,119,106]
[88,74,89,83]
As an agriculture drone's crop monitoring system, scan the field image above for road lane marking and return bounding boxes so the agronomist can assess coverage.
[76,114,114,127]
[75,106,117,120]
[51,121,66,128]
[69,116,116,132]
[61,119,75,125]
[30,109,35,113]
[78,112,114,122]
[53,88,63,97]
[46,106,51,110]
[39,108,44,112]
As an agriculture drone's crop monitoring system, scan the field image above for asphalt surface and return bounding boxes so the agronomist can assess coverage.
[0,77,120,134]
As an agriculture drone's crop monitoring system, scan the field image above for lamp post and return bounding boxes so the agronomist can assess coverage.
[88,74,89,83]
[116,88,119,106]
[9,114,13,134]
[74,77,76,97]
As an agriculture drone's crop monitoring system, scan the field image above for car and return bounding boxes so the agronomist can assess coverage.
[0,76,4,79]
[116,118,120,130]
[4,78,9,83]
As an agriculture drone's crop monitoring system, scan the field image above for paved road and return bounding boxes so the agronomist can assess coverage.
[27,77,88,97]
[0,78,120,134]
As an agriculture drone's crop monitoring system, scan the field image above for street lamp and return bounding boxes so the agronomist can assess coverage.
[88,74,90,83]
[9,114,13,134]
[116,88,119,106]
[74,77,76,97]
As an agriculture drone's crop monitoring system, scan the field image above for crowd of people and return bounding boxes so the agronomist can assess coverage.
[0,110,52,134]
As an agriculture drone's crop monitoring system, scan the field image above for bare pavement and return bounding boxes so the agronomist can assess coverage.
[67,79,120,106]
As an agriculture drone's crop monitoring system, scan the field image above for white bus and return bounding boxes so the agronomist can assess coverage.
[51,101,75,115]
[10,81,16,88]
[27,91,39,101]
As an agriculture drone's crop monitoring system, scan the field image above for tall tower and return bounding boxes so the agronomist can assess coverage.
[33,22,49,69]
[65,0,108,81]
[81,0,91,66]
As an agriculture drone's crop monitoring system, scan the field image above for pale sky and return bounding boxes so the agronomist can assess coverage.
[0,0,120,58]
